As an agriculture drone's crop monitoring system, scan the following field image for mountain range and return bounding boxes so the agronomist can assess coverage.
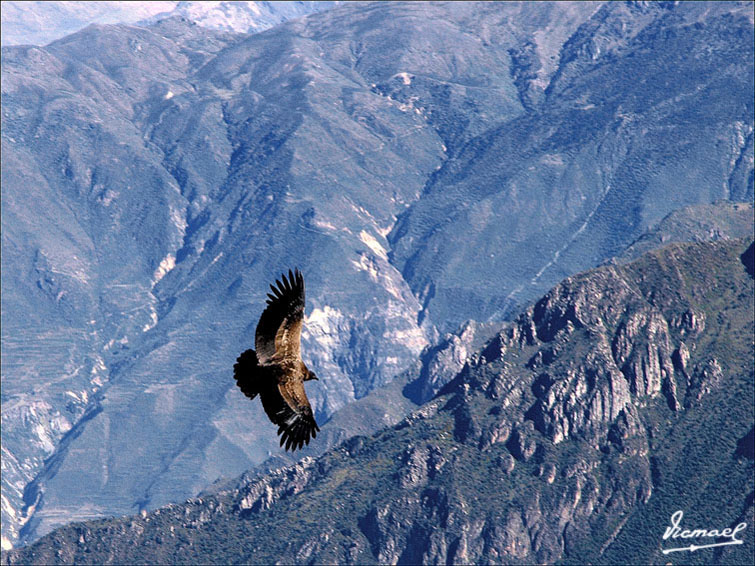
[0,2,337,47]
[4,237,753,564]
[1,0,753,552]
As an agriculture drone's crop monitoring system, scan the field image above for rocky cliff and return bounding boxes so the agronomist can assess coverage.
[5,238,752,565]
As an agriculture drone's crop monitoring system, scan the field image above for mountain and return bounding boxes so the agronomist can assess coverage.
[2,0,753,550]
[140,1,338,35]
[615,201,754,263]
[0,2,179,46]
[0,2,336,47]
[387,1,754,330]
[4,238,753,565]
[191,199,755,495]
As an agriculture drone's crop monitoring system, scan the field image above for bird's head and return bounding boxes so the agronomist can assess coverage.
[306,369,319,381]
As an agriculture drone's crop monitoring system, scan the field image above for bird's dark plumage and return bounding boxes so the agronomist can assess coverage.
[233,269,319,451]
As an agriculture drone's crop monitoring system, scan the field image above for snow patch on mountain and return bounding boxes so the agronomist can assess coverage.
[142,1,339,35]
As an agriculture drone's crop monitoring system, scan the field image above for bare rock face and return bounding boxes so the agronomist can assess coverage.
[479,416,512,451]
[506,423,538,462]
[686,358,724,405]
[395,445,430,489]
[236,458,316,515]
[405,320,498,404]
[613,310,672,397]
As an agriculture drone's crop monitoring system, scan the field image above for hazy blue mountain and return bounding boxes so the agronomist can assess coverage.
[615,201,754,262]
[0,2,177,46]
[1,0,752,550]
[388,1,754,330]
[4,238,752,565]
[0,2,336,47]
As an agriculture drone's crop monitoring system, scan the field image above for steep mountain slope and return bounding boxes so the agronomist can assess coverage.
[4,238,752,565]
[2,1,752,549]
[616,201,754,262]
[1,20,248,549]
[388,1,754,330]
[0,2,582,546]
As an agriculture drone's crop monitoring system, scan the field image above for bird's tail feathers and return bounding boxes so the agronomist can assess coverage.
[233,349,260,400]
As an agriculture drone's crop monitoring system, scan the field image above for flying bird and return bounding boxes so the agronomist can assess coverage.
[233,269,320,451]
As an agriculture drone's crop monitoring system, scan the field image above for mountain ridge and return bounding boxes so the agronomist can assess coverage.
[3,237,752,565]
[0,2,338,47]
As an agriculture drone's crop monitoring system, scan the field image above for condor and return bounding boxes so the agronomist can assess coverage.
[234,269,319,451]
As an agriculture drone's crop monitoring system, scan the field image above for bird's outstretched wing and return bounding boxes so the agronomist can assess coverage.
[255,269,305,363]
[258,378,319,451]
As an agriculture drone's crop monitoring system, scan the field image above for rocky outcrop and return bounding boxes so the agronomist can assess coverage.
[404,320,498,404]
